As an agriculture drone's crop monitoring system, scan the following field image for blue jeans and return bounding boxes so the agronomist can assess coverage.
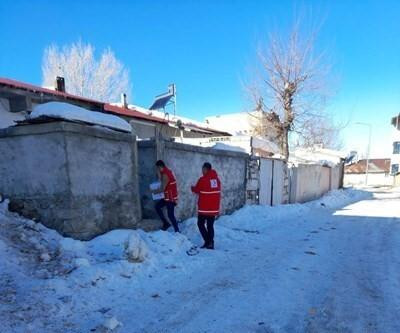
[155,200,179,232]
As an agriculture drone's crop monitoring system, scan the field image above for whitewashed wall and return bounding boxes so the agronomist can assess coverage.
[344,173,393,186]
[289,164,343,203]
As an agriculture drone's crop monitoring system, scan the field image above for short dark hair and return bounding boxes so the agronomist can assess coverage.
[156,160,165,167]
[202,162,212,170]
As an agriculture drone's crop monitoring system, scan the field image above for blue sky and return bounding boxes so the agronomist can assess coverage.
[0,0,399,157]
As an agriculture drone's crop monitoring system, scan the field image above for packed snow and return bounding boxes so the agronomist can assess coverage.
[1,188,400,332]
[30,102,132,132]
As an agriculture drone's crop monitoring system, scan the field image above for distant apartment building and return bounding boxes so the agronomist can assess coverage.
[391,114,400,175]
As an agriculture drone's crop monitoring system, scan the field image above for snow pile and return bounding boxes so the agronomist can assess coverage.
[124,232,149,262]
[0,101,26,129]
[309,188,373,209]
[30,102,132,132]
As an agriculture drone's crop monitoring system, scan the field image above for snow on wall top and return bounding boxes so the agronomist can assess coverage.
[30,102,132,133]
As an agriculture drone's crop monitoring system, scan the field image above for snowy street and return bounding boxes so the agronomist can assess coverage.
[1,188,400,333]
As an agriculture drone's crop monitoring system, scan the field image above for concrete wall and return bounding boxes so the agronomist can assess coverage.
[330,164,343,190]
[289,164,333,203]
[0,121,141,240]
[344,173,393,186]
[138,139,248,221]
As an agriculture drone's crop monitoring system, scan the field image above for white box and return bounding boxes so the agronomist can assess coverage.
[150,181,164,201]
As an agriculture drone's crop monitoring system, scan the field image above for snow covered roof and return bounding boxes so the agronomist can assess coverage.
[110,102,231,136]
[345,159,391,174]
[0,77,230,136]
[290,147,346,167]
[30,102,132,132]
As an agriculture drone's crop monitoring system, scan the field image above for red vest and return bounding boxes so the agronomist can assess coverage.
[161,167,178,203]
[192,169,221,216]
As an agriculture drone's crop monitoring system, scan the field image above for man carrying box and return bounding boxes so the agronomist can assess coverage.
[153,160,180,232]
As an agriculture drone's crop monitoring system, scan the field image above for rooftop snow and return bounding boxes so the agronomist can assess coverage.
[30,102,132,133]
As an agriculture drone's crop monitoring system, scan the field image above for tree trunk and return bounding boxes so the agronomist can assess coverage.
[281,127,289,161]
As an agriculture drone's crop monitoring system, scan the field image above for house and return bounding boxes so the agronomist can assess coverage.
[205,112,256,136]
[290,146,346,167]
[390,114,400,175]
[205,111,283,145]
[0,77,230,139]
[344,159,392,186]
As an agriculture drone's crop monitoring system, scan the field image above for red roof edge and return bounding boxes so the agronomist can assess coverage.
[0,77,102,106]
[103,104,168,124]
[0,77,230,135]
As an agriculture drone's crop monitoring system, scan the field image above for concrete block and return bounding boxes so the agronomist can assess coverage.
[0,121,141,240]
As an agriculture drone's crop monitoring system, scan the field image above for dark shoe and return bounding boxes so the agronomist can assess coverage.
[206,242,214,250]
[161,223,171,231]
[200,243,208,249]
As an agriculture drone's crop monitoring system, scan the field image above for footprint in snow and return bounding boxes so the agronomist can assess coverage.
[304,251,317,255]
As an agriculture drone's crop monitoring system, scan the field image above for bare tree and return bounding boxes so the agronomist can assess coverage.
[295,115,343,150]
[248,18,338,159]
[42,41,131,102]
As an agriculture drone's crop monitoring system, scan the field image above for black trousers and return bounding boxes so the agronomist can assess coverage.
[155,199,179,232]
[197,214,215,245]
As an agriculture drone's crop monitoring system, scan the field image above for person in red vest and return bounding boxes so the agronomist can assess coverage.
[154,160,180,232]
[191,162,221,249]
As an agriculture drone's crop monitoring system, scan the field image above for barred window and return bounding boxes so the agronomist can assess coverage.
[391,164,399,175]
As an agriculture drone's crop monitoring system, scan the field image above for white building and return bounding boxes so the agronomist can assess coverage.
[390,114,400,175]
[205,112,257,136]
[344,159,392,186]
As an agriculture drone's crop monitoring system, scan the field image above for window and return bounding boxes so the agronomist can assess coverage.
[393,142,400,154]
[391,164,399,175]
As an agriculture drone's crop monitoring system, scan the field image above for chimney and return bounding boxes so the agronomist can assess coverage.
[55,76,65,92]
[121,93,127,108]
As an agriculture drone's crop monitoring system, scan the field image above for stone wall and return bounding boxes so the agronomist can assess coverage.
[248,157,289,206]
[0,121,141,240]
[138,139,248,221]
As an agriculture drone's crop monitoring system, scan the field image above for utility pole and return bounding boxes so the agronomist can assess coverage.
[355,122,372,186]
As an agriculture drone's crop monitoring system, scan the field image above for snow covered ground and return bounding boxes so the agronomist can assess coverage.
[1,188,400,332]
